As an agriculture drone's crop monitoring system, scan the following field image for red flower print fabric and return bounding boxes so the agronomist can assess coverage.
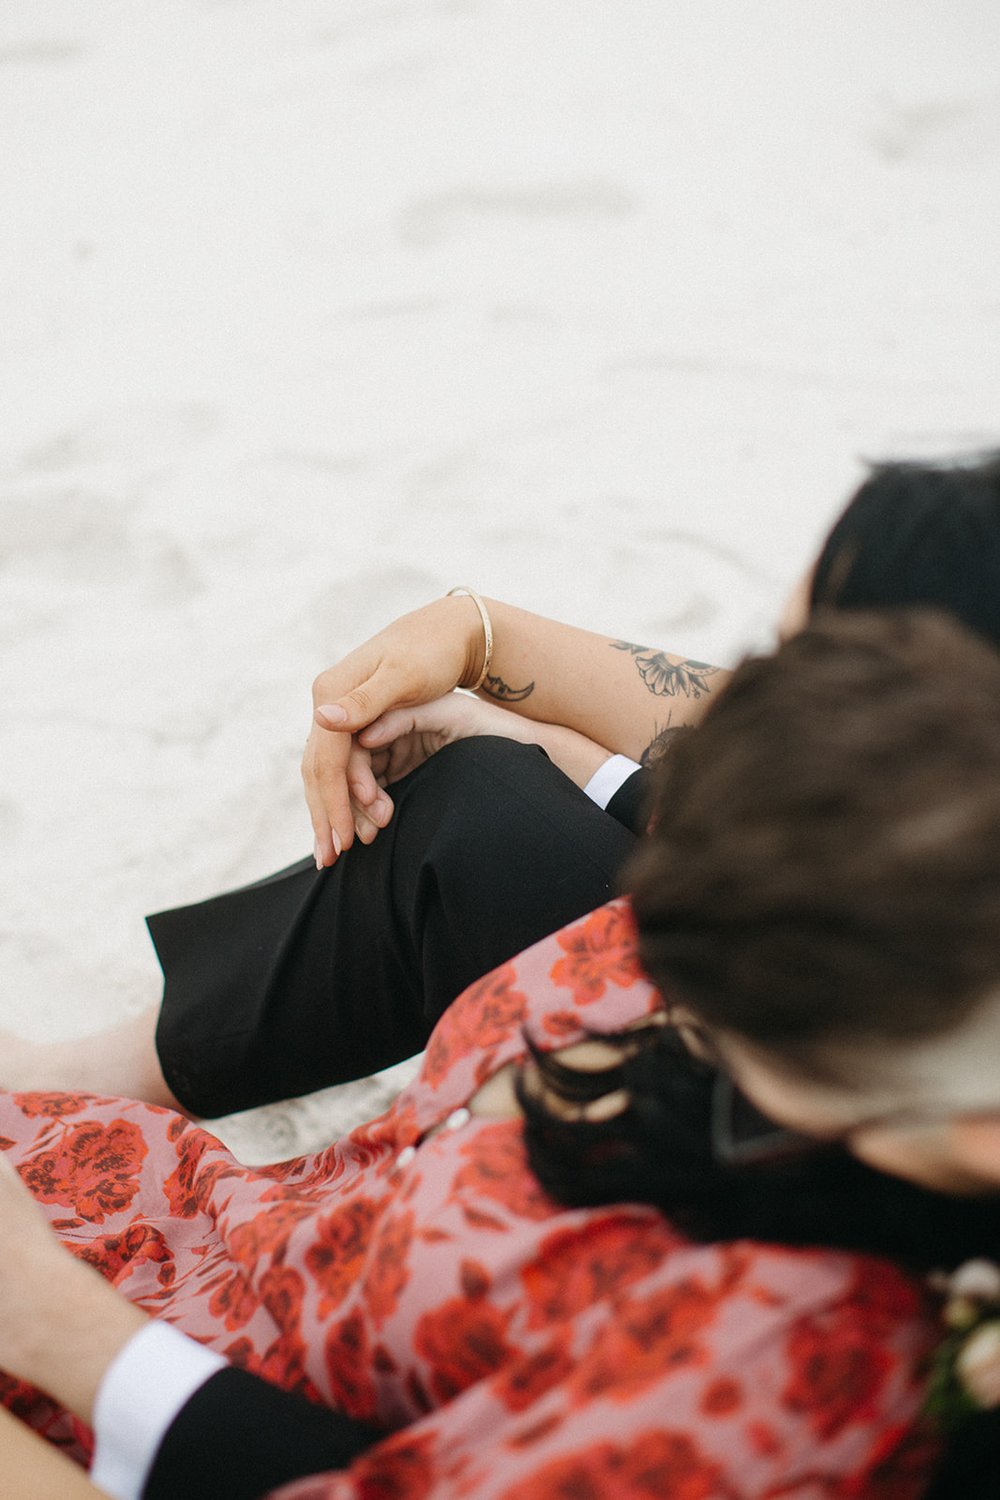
[494,1429,724,1500]
[549,900,644,1005]
[423,964,526,1089]
[783,1309,895,1442]
[17,1116,147,1223]
[449,1127,553,1224]
[306,1198,381,1316]
[519,1217,677,1328]
[0,901,940,1499]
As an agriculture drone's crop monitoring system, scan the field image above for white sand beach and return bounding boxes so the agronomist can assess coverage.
[2,0,999,1160]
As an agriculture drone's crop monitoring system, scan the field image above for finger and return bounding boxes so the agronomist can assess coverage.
[352,782,395,843]
[314,663,417,735]
[366,744,412,793]
[301,737,335,866]
[302,732,354,865]
[317,773,355,862]
[370,789,394,827]
[358,707,419,749]
[303,775,340,868]
[352,803,381,845]
[380,743,421,786]
[310,734,356,854]
[347,748,380,807]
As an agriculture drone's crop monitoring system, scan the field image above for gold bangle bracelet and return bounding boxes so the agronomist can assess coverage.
[447,586,494,691]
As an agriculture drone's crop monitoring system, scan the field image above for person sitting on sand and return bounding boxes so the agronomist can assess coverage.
[4,453,1000,1128]
[3,609,1000,1499]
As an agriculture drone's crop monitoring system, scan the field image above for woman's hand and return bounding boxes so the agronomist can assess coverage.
[361,693,615,793]
[305,596,483,866]
[0,1157,147,1425]
[300,588,704,863]
[341,744,397,850]
[360,692,531,785]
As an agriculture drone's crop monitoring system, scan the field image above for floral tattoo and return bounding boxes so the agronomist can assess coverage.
[611,641,719,700]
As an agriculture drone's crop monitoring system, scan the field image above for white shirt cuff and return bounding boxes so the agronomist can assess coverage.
[91,1322,227,1500]
[583,754,642,810]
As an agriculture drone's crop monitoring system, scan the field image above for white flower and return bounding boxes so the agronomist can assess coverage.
[947,1259,1000,1302]
[956,1320,1000,1409]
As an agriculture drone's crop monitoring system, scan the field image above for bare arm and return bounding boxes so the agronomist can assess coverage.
[471,598,728,764]
[0,1158,148,1428]
[305,593,727,863]
[0,1407,112,1498]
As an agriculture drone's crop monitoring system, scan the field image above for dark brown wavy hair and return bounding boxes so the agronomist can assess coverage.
[628,607,1000,1079]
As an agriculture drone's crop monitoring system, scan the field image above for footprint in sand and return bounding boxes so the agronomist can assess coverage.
[0,41,86,68]
[5,401,221,480]
[869,94,1000,165]
[397,181,638,248]
[0,491,202,604]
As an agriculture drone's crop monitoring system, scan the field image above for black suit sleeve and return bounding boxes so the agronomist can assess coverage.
[605,768,652,836]
[143,1368,381,1500]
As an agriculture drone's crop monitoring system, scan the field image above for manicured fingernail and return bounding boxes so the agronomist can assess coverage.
[314,841,324,870]
[332,828,342,857]
[318,704,347,725]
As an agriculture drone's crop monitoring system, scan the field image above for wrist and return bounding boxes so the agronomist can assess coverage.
[445,588,493,691]
[528,723,613,789]
[21,1256,148,1425]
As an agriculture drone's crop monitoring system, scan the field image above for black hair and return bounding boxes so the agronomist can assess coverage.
[521,1023,1000,1269]
[810,452,1000,647]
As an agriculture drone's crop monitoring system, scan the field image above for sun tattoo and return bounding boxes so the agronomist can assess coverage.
[611,641,719,700]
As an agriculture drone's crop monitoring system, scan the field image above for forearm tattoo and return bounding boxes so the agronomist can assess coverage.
[611,641,719,699]
[482,671,535,703]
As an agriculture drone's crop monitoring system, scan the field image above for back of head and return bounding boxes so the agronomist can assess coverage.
[811,452,1000,647]
[628,608,1000,1080]
[626,607,1000,1500]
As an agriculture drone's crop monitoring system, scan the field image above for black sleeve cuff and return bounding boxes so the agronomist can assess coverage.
[605,768,652,836]
[143,1367,381,1500]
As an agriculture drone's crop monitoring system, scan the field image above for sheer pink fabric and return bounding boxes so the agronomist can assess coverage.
[2,901,939,1497]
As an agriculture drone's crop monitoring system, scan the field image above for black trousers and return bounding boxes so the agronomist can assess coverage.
[149,738,639,1117]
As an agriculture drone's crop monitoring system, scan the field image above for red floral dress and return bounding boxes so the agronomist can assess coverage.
[1,901,939,1498]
